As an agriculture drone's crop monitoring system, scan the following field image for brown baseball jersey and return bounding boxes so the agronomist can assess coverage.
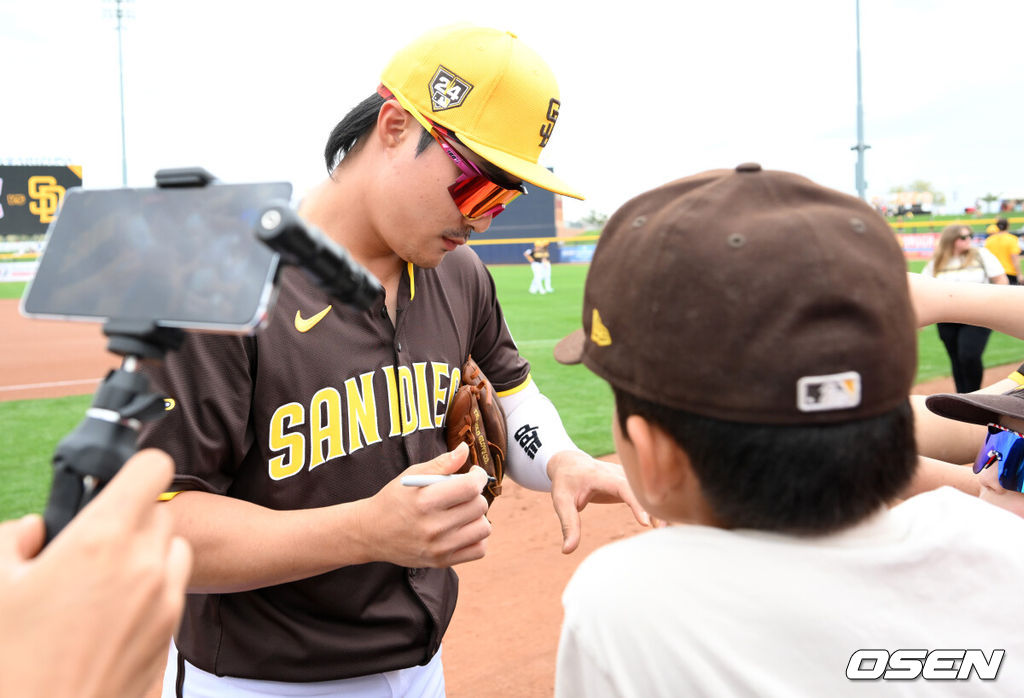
[138,244,530,682]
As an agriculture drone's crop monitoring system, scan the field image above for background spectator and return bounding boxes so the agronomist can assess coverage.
[921,224,1008,392]
[984,216,1021,284]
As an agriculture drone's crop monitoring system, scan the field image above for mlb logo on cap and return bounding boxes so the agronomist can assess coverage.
[797,372,862,413]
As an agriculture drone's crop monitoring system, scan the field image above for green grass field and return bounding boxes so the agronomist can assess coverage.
[3,261,1024,521]
[0,394,92,521]
[0,281,26,299]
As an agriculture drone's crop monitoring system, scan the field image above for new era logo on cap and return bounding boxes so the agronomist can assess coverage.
[590,309,612,347]
[429,66,473,111]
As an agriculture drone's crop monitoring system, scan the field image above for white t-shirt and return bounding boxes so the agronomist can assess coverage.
[922,247,1005,284]
[556,488,1024,697]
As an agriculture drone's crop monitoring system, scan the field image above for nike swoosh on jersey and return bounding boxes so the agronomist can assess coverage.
[294,305,333,333]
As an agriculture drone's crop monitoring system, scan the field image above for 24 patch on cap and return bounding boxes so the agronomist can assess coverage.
[429,66,473,111]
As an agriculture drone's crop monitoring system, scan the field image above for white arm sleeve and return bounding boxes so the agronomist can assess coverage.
[498,381,585,492]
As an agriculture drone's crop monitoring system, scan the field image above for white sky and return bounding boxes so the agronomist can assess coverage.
[3,0,1022,223]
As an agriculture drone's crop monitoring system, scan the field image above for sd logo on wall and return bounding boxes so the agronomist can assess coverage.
[0,166,82,235]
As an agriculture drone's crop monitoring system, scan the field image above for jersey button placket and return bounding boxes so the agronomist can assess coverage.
[393,306,404,355]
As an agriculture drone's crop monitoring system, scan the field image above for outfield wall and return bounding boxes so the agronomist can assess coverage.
[472,187,560,264]
[7,216,1009,284]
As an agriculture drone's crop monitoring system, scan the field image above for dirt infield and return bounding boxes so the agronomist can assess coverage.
[1,297,1012,696]
[0,299,119,401]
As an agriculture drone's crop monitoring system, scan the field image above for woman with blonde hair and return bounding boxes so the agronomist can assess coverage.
[922,224,1008,392]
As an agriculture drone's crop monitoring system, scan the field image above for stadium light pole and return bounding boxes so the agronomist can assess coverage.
[851,0,870,201]
[104,0,134,186]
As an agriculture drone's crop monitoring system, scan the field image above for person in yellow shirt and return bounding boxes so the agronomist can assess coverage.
[984,217,1021,284]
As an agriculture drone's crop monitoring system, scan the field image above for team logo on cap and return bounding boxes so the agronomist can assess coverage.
[796,371,861,412]
[539,99,560,148]
[429,66,473,111]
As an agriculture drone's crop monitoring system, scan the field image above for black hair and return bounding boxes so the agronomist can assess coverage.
[613,387,916,535]
[997,217,1009,231]
[323,92,435,173]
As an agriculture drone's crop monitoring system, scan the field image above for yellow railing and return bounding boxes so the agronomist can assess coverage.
[469,218,1022,242]
[888,216,1023,231]
[467,233,601,246]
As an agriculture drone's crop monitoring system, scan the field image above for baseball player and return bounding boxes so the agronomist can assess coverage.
[524,240,552,294]
[138,24,647,696]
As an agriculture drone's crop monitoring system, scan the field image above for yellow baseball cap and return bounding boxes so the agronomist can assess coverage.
[381,24,583,200]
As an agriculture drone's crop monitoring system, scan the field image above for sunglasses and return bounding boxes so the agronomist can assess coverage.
[428,127,525,220]
[959,233,973,240]
[973,423,1024,492]
[376,84,525,220]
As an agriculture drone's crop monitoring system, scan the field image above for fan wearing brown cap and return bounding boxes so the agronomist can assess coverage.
[553,164,1024,695]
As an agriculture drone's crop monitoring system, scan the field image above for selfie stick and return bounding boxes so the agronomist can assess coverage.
[254,200,381,309]
[42,170,381,544]
[40,168,211,543]
[43,323,184,543]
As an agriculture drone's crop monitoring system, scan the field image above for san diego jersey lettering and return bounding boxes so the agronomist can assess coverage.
[268,363,462,480]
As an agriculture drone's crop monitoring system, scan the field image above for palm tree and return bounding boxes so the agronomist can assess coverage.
[908,180,946,206]
[980,193,999,213]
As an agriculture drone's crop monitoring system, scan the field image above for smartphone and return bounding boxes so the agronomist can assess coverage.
[20,181,292,333]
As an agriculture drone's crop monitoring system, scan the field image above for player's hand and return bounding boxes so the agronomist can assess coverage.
[360,443,492,568]
[547,451,651,554]
[0,449,192,698]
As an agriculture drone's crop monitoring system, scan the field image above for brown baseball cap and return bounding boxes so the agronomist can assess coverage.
[925,385,1024,426]
[553,163,917,424]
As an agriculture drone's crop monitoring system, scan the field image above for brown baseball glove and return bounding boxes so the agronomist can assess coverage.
[445,356,507,505]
